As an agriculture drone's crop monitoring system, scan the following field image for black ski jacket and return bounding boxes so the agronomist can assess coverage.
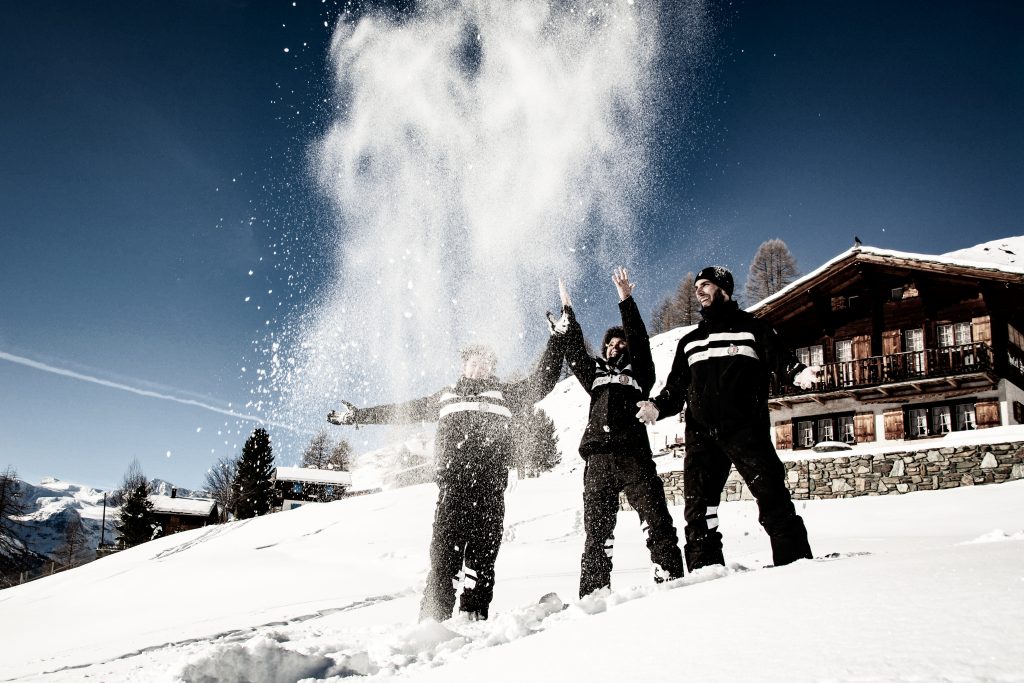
[651,300,804,431]
[349,338,564,477]
[565,297,656,458]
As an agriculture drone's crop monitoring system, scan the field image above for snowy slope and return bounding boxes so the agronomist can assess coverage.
[1,468,1021,682]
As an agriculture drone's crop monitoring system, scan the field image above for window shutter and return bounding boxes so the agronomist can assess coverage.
[775,422,793,450]
[883,409,904,440]
[854,413,875,442]
[975,400,1000,428]
[972,316,992,345]
[852,335,871,359]
[882,330,901,356]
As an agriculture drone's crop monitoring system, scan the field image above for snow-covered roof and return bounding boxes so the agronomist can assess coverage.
[750,237,1024,312]
[149,495,217,517]
[273,466,353,486]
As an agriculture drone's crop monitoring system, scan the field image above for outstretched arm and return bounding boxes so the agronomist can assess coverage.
[613,267,656,393]
[328,391,443,426]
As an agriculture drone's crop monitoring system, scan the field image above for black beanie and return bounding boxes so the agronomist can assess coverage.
[695,266,734,297]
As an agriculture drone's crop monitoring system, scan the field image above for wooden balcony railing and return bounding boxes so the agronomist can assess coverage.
[771,342,992,397]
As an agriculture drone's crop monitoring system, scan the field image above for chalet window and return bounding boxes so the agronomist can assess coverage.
[937,322,972,347]
[909,408,929,436]
[796,345,824,367]
[902,328,924,352]
[792,411,855,449]
[930,406,952,434]
[817,418,835,442]
[905,400,977,438]
[956,403,976,431]
[292,482,303,495]
[1014,401,1024,424]
[797,421,814,448]
[838,415,855,443]
[831,296,847,311]
[835,339,853,362]
[891,287,904,301]
[325,485,335,497]
[903,328,925,374]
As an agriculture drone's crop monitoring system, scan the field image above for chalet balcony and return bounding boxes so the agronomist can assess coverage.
[770,342,997,406]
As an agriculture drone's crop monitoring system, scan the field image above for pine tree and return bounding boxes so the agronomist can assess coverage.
[233,428,275,519]
[514,408,561,477]
[745,238,798,304]
[117,480,155,548]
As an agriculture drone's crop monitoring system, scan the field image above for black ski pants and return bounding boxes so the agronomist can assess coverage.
[419,466,506,622]
[579,450,685,598]
[682,420,812,571]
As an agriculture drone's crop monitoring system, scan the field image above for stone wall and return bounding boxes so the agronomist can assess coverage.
[621,441,1024,510]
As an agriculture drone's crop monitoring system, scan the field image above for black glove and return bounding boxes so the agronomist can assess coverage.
[327,400,357,426]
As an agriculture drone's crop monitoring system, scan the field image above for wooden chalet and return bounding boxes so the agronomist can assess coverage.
[149,489,220,536]
[752,245,1024,450]
[272,466,353,511]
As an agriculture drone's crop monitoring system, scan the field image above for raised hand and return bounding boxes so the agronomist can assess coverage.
[547,278,573,335]
[327,400,357,425]
[612,267,635,302]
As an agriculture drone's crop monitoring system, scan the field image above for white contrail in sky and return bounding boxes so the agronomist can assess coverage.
[0,350,296,432]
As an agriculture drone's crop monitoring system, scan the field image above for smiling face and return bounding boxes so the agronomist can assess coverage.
[604,336,628,360]
[694,278,729,309]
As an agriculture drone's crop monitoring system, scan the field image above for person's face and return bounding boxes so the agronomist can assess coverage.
[695,278,728,308]
[463,355,494,379]
[605,337,628,360]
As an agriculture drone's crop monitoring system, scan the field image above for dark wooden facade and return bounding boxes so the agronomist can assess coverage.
[753,247,1024,449]
[150,494,220,536]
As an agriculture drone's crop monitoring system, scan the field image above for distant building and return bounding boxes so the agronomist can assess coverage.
[272,467,353,511]
[149,489,219,536]
[752,244,1024,449]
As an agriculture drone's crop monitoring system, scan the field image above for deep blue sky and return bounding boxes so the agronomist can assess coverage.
[1,1,1021,489]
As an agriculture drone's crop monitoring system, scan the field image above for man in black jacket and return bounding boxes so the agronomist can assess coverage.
[637,266,817,570]
[327,335,564,622]
[558,267,685,597]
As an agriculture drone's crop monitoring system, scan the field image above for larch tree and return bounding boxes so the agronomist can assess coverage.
[55,512,90,569]
[745,238,799,304]
[328,439,353,472]
[301,430,332,469]
[232,428,275,519]
[0,466,32,586]
[203,455,239,522]
[652,272,698,333]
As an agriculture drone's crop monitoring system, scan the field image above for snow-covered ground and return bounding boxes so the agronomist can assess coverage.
[1,465,1021,682]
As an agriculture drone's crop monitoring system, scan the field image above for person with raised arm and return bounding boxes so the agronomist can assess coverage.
[635,266,817,571]
[553,268,685,597]
[327,329,565,622]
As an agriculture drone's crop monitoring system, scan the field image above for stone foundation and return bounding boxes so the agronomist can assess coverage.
[621,441,1024,510]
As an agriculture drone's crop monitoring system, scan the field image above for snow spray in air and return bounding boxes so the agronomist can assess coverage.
[273,1,698,431]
